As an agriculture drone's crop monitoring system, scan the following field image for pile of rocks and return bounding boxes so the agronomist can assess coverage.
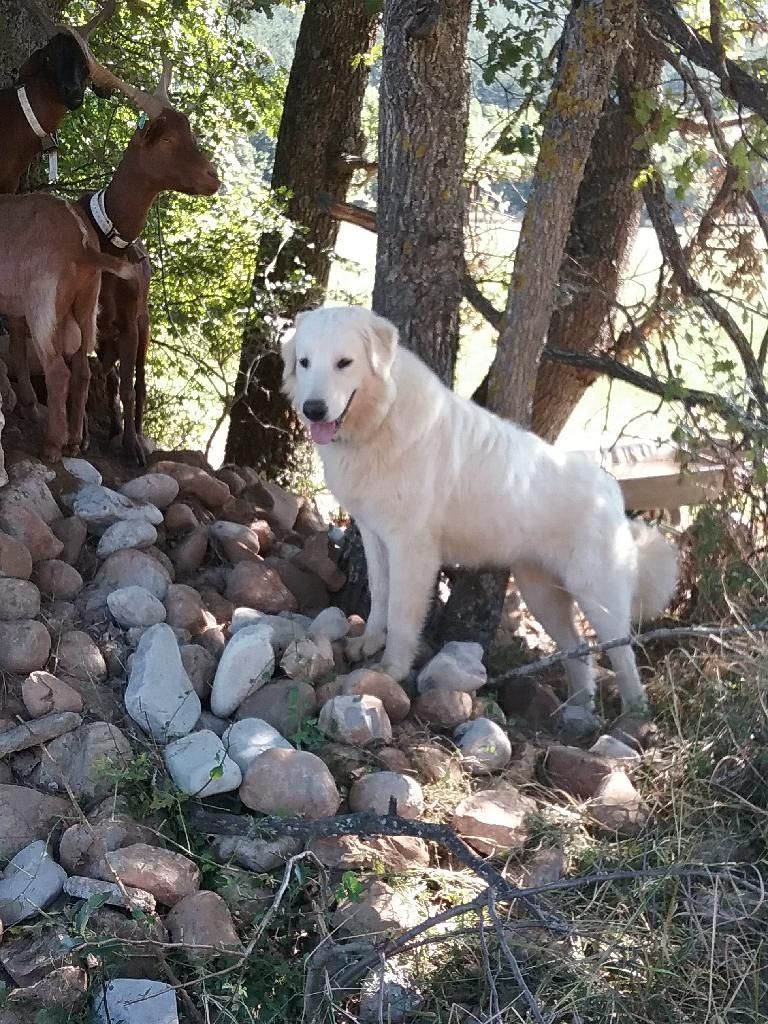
[0,449,649,1024]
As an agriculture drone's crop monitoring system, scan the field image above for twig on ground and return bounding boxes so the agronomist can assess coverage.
[493,619,768,682]
[487,891,547,1024]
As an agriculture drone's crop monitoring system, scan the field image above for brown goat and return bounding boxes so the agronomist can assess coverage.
[0,195,132,462]
[78,64,220,463]
[0,0,115,194]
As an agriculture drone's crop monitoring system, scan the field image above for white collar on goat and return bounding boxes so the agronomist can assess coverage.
[89,187,136,249]
[16,85,55,144]
[17,86,59,182]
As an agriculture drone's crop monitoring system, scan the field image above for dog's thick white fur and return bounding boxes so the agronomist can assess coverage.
[282,306,679,714]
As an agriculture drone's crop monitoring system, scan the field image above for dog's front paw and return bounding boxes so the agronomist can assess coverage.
[346,630,386,662]
[379,655,412,683]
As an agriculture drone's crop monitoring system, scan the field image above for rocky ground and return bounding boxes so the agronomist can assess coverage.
[0,435,763,1024]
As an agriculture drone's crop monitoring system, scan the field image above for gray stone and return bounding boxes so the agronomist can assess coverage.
[0,711,81,757]
[61,457,101,485]
[97,519,158,557]
[453,787,537,855]
[318,694,392,746]
[35,722,132,805]
[53,629,107,681]
[63,875,156,913]
[0,578,40,620]
[72,483,163,535]
[209,835,301,872]
[348,771,424,819]
[281,635,335,681]
[221,718,293,773]
[230,608,306,654]
[0,841,67,926]
[121,473,180,509]
[307,606,349,642]
[417,641,487,694]
[95,549,172,601]
[93,979,178,1024]
[209,625,275,718]
[0,620,51,673]
[590,735,642,760]
[108,586,167,628]
[164,730,242,796]
[359,963,424,1024]
[455,717,512,773]
[125,623,200,741]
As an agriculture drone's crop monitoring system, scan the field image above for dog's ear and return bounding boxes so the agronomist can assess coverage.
[365,313,398,379]
[280,330,298,399]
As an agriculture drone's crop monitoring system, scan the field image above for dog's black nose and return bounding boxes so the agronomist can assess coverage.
[303,399,328,422]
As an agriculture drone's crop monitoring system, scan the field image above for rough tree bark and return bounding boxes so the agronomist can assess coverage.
[530,35,661,441]
[337,0,472,622]
[440,0,639,649]
[372,0,472,383]
[224,0,377,478]
[487,0,638,423]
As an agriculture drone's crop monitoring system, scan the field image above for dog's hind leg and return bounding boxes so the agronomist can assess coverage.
[380,538,440,682]
[573,574,647,715]
[514,563,596,709]
[347,523,389,662]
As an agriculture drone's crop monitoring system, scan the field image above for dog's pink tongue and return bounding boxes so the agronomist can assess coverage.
[309,420,337,445]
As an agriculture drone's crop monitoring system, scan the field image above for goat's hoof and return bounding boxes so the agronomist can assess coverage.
[62,442,82,458]
[41,445,62,465]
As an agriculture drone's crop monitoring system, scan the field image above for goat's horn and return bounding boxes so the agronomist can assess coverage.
[77,0,117,39]
[154,55,173,107]
[82,42,167,119]
[17,0,58,38]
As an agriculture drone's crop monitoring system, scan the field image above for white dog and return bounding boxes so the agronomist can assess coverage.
[282,306,678,715]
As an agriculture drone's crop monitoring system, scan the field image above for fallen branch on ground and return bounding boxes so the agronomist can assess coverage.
[494,619,768,682]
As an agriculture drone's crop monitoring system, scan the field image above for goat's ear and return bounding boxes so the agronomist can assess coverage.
[280,331,298,400]
[364,312,398,379]
[139,115,168,144]
[19,49,44,78]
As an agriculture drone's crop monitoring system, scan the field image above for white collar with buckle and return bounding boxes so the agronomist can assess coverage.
[89,188,136,250]
[17,86,59,182]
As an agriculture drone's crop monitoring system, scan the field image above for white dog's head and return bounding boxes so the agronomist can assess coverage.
[281,306,398,445]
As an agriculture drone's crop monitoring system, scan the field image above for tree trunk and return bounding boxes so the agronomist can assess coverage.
[224,0,377,478]
[440,0,638,650]
[531,36,661,441]
[0,2,66,84]
[337,0,472,624]
[372,0,472,383]
[487,0,637,425]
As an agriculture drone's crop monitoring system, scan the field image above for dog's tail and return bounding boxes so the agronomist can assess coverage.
[629,519,679,623]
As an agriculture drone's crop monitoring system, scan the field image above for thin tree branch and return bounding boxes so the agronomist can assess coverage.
[642,173,768,412]
[494,619,768,683]
[645,0,768,121]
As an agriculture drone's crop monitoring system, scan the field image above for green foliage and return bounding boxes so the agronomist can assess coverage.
[94,751,185,817]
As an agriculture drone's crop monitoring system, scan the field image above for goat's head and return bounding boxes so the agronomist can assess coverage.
[113,61,220,196]
[132,107,221,197]
[17,0,117,109]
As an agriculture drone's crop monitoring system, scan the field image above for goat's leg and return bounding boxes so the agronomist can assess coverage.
[134,312,150,441]
[41,354,70,464]
[118,322,145,466]
[64,343,91,456]
[8,317,42,420]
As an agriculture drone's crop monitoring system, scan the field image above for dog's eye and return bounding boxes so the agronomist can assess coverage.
[336,358,353,370]
[298,357,310,369]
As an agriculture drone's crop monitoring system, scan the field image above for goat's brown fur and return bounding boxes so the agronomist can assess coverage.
[79,105,219,463]
[0,194,132,462]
